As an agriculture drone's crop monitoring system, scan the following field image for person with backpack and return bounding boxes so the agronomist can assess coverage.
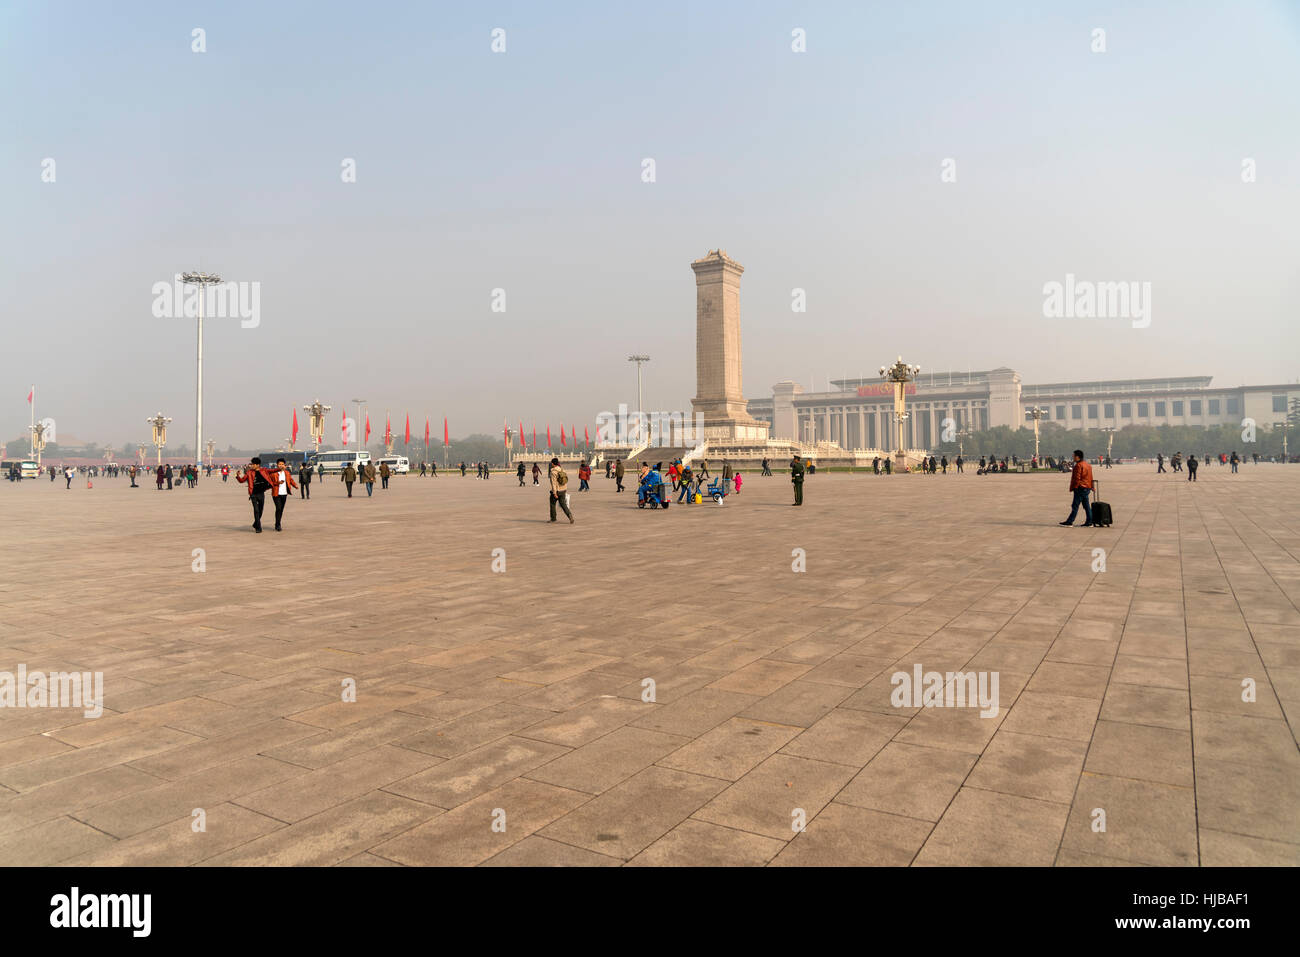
[548,457,574,523]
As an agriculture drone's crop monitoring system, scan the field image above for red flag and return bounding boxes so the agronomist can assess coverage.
[291,408,299,446]
[364,410,371,444]
[584,424,589,446]
[341,410,349,447]
[26,386,33,404]
[532,424,537,450]
[424,416,430,447]
[546,424,551,448]
[404,414,410,445]
[560,422,566,447]
[519,421,525,451]
[572,424,577,447]
[444,417,449,447]
[384,411,392,446]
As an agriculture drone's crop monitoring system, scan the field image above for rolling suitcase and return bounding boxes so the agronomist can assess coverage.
[1091,480,1113,528]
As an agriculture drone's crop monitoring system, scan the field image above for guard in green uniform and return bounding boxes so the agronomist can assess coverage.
[790,454,805,506]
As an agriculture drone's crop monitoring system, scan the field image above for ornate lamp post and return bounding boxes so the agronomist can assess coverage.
[137,445,146,466]
[147,412,172,467]
[1026,407,1048,462]
[181,271,223,477]
[30,420,49,468]
[879,356,920,468]
[1277,420,1293,462]
[104,446,115,465]
[303,400,331,455]
[956,427,973,460]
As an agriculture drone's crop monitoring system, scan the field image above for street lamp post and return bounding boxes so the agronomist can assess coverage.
[1026,407,1048,462]
[628,355,650,416]
[1101,427,1117,463]
[351,398,366,454]
[880,356,921,468]
[147,412,172,467]
[181,271,223,477]
[30,420,48,468]
[956,427,973,460]
[205,439,215,470]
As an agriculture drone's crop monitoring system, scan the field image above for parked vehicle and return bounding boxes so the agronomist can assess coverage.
[309,449,372,474]
[376,455,410,474]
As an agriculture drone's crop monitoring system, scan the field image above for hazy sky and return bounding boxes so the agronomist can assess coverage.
[3,0,1299,448]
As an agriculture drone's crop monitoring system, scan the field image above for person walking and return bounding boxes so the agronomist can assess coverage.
[379,461,391,489]
[517,461,526,486]
[790,454,805,506]
[614,458,624,492]
[341,462,356,497]
[128,465,138,487]
[64,465,74,488]
[1188,454,1199,482]
[578,461,591,491]
[956,454,964,474]
[1157,453,1166,473]
[268,457,297,530]
[548,457,574,523]
[605,461,612,480]
[430,461,437,477]
[363,460,377,496]
[697,459,710,480]
[1059,449,1094,527]
[155,465,165,489]
[761,457,771,476]
[298,460,312,499]
[941,455,948,474]
[733,471,743,495]
[165,464,173,489]
[235,457,274,533]
[1230,451,1239,473]
[532,462,541,486]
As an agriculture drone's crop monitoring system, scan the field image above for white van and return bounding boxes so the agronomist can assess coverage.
[377,455,409,474]
[310,449,372,474]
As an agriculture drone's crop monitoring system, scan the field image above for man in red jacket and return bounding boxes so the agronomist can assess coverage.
[1060,449,1094,527]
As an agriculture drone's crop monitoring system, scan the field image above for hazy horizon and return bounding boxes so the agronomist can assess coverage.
[4,0,1299,449]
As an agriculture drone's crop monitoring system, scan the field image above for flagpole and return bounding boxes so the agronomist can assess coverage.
[29,385,34,457]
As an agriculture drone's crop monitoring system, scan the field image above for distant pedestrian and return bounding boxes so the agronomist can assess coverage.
[956,455,963,473]
[614,458,624,492]
[379,461,391,489]
[1230,451,1239,473]
[532,462,541,486]
[578,461,591,491]
[363,461,377,496]
[1188,454,1199,482]
[299,461,312,499]
[517,461,526,486]
[733,471,742,494]
[64,466,74,488]
[790,454,805,506]
[1157,453,1166,473]
[342,462,356,497]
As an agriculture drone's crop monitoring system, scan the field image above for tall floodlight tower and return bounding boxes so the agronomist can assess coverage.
[181,271,223,472]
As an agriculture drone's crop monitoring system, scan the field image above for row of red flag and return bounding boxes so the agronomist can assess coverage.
[288,410,591,450]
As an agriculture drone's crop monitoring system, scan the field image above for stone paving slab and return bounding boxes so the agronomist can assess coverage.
[0,465,1297,864]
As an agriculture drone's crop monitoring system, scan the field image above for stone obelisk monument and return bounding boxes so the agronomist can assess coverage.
[690,250,768,442]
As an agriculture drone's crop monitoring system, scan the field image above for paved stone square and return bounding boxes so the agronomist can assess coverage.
[1,465,1297,865]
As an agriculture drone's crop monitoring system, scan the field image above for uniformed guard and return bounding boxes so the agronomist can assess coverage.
[790,454,805,506]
